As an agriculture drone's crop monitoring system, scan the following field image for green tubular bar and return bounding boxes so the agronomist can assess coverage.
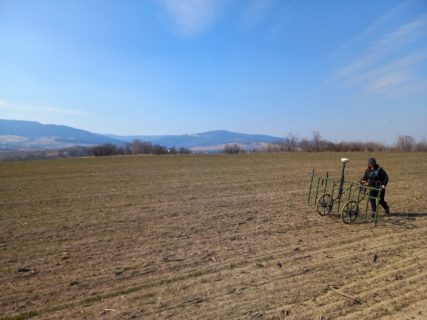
[337,185,342,213]
[362,185,381,225]
[314,177,321,204]
[364,197,369,222]
[308,169,315,204]
[348,184,353,201]
[323,172,329,196]
[308,169,383,226]
[352,185,360,222]
[331,180,336,201]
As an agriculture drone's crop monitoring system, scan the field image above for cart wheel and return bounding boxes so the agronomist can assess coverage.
[341,201,359,224]
[316,194,333,216]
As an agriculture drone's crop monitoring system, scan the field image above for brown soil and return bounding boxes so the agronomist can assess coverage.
[0,152,426,319]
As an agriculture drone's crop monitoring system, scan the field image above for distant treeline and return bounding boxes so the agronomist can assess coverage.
[90,140,192,156]
[0,140,192,161]
[223,133,427,154]
[1,134,426,161]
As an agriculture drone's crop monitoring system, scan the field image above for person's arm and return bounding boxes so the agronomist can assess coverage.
[360,169,369,184]
[380,168,389,188]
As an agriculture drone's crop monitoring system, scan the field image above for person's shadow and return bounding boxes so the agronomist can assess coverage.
[378,212,427,229]
[388,212,427,218]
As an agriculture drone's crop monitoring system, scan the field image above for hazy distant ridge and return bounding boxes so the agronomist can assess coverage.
[107,130,281,149]
[0,119,281,151]
[0,119,121,151]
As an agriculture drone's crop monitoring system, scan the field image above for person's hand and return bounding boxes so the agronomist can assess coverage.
[381,185,386,189]
[360,180,367,185]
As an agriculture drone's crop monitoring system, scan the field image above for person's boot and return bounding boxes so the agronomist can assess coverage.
[384,207,390,216]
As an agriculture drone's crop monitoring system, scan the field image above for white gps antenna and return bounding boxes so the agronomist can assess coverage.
[339,158,350,195]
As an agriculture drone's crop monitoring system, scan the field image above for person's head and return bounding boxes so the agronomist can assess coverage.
[368,157,377,169]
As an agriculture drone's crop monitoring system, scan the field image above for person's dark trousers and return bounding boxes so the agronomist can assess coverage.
[369,189,388,213]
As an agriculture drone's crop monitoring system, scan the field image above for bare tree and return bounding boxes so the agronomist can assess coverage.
[269,139,287,152]
[90,143,118,157]
[414,139,427,152]
[223,144,244,154]
[300,138,312,152]
[178,146,192,154]
[395,135,415,151]
[287,133,298,152]
[365,141,386,152]
[127,139,144,154]
[312,131,322,152]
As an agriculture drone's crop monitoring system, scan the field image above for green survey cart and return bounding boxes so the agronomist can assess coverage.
[307,158,382,226]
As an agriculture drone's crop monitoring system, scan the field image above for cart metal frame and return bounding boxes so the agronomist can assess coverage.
[308,168,382,226]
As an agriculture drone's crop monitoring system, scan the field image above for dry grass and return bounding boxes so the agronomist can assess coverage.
[0,152,426,319]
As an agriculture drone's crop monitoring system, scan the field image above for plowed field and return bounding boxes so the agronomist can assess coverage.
[1,153,426,319]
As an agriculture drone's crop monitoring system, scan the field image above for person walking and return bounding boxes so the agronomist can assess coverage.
[360,158,390,217]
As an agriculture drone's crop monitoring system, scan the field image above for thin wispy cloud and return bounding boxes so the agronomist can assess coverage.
[239,0,278,29]
[333,0,409,57]
[160,0,222,37]
[0,99,23,111]
[159,1,293,39]
[329,10,427,97]
[347,49,427,95]
[265,0,295,39]
[365,72,409,95]
[331,13,427,82]
[0,99,9,109]
[0,99,88,115]
[40,106,88,115]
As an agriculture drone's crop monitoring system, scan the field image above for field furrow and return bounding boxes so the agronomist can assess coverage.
[1,153,426,319]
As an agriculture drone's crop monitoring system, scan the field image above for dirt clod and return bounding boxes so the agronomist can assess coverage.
[373,253,378,262]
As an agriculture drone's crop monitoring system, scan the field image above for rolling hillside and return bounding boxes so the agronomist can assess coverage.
[1,119,282,152]
[0,119,121,151]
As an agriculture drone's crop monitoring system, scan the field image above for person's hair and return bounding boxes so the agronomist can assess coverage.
[368,158,377,165]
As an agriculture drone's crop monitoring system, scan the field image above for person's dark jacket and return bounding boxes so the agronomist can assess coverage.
[361,165,389,188]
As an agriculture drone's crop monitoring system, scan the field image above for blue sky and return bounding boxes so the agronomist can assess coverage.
[0,0,426,143]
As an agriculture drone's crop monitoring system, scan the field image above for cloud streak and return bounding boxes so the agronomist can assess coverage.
[160,0,222,37]
[40,106,88,115]
[331,13,427,81]
[348,49,427,95]
[239,0,278,29]
[0,99,88,115]
[329,10,427,97]
[158,0,293,39]
[333,0,411,57]
[0,100,9,109]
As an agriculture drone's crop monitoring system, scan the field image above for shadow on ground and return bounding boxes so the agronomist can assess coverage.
[378,212,427,229]
[388,212,427,218]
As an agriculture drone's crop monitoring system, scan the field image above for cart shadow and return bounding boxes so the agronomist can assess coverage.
[377,212,427,229]
[319,212,425,229]
[388,212,427,218]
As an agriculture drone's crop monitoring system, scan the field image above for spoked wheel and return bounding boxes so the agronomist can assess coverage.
[316,194,333,216]
[341,200,359,224]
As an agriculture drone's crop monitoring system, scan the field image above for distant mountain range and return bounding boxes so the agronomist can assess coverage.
[106,131,281,151]
[0,119,282,152]
[0,119,122,152]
